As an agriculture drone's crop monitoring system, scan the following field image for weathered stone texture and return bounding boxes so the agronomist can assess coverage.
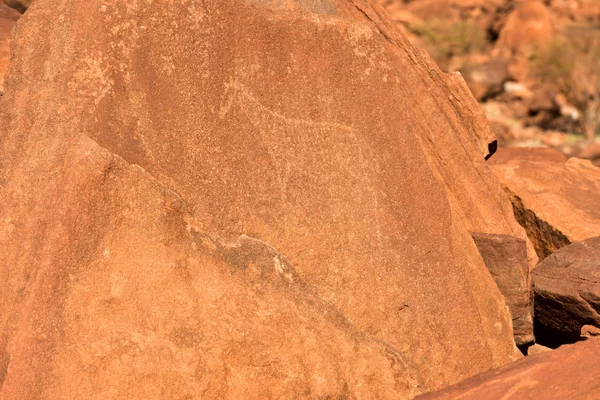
[0,0,525,397]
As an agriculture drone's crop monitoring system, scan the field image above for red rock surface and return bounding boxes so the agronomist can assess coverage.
[0,0,526,396]
[0,135,423,399]
[417,338,600,399]
[490,148,600,259]
[533,237,600,345]
[582,324,600,339]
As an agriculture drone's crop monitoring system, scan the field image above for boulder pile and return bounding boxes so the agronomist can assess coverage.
[377,0,600,162]
[490,147,600,260]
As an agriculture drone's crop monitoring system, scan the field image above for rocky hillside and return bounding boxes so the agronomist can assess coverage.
[377,0,600,164]
[1,0,600,399]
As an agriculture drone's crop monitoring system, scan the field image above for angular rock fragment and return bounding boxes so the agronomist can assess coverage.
[581,325,600,340]
[471,232,534,346]
[527,343,552,356]
[533,237,600,346]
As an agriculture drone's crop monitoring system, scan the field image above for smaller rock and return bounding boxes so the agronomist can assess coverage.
[527,86,558,114]
[577,143,600,167]
[495,0,554,81]
[534,237,600,346]
[460,58,508,101]
[527,343,552,356]
[496,0,554,55]
[503,81,532,99]
[581,325,600,340]
[471,232,534,346]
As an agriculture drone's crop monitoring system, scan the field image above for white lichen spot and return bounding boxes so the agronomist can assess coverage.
[103,248,111,259]
[273,255,294,283]
[274,255,284,274]
[284,272,294,283]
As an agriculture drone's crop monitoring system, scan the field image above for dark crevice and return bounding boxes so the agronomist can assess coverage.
[533,319,580,349]
[486,27,500,44]
[484,140,498,160]
[533,289,600,349]
[517,342,531,356]
[506,191,571,260]
[4,1,28,14]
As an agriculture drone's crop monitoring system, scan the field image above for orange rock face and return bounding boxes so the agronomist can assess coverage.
[0,136,424,399]
[491,148,600,260]
[0,0,524,397]
[417,338,600,399]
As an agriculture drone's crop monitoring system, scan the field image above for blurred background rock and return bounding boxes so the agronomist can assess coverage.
[376,0,600,165]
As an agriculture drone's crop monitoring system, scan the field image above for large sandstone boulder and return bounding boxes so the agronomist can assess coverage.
[533,237,600,346]
[490,147,600,260]
[0,0,524,395]
[0,135,422,399]
[417,338,600,399]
